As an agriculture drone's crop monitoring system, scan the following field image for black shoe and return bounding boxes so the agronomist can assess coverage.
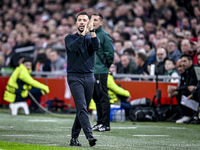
[92,124,102,131]
[97,126,110,132]
[88,137,97,147]
[70,138,82,146]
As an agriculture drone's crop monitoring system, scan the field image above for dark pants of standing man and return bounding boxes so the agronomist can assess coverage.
[67,75,95,139]
[93,74,110,127]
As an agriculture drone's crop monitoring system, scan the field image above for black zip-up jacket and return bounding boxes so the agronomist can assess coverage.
[177,64,197,91]
[65,33,100,77]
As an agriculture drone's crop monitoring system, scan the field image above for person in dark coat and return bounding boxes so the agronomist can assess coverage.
[155,48,167,75]
[175,54,198,123]
[64,12,100,147]
[135,52,149,75]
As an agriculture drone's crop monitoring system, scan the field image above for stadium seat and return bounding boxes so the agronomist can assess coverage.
[9,102,30,115]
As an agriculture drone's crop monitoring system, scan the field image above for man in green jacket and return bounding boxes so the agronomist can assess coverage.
[91,13,114,132]
[4,57,50,112]
[90,64,131,118]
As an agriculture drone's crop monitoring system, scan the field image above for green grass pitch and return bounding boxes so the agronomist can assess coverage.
[0,108,200,150]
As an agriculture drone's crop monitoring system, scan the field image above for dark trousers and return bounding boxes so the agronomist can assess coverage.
[176,89,198,117]
[93,74,110,127]
[15,88,42,109]
[67,75,95,139]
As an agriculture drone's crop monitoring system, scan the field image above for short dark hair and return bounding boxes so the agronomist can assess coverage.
[181,54,193,61]
[76,12,89,22]
[137,52,147,62]
[92,13,103,20]
[145,41,153,49]
[176,7,186,13]
[168,39,178,47]
[114,40,124,46]
[167,31,176,38]
[156,30,164,34]
[164,58,175,65]
[121,54,131,60]
[184,28,193,35]
[121,32,130,41]
[123,48,135,57]
[22,57,32,64]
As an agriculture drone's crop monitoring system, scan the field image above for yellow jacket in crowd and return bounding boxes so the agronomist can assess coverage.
[4,63,49,103]
[90,74,130,110]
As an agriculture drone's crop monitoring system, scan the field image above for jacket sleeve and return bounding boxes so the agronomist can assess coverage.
[102,33,114,68]
[107,74,130,97]
[192,81,200,95]
[177,85,188,91]
[65,34,84,52]
[18,70,49,94]
[189,68,198,86]
[91,36,100,51]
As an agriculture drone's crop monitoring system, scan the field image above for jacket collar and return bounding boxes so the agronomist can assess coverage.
[188,64,194,72]
[96,26,102,32]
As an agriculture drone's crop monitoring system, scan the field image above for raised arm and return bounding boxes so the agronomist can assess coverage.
[89,16,100,51]
[65,34,84,52]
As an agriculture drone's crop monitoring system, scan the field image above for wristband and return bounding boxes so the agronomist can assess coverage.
[90,29,95,32]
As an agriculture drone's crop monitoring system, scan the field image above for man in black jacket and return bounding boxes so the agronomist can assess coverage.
[168,59,186,99]
[135,52,149,75]
[175,54,198,123]
[187,52,200,100]
[65,12,100,147]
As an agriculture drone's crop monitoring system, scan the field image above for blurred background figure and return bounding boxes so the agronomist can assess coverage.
[3,57,50,113]
[49,50,66,73]
[164,58,180,84]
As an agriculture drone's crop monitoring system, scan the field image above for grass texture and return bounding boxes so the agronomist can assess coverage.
[0,108,200,150]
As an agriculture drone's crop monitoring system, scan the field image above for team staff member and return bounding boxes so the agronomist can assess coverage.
[4,57,50,112]
[65,12,100,147]
[92,13,114,132]
[175,54,198,123]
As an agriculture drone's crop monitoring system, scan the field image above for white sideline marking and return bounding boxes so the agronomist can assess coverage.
[167,127,186,129]
[1,135,34,136]
[97,145,119,147]
[112,127,137,129]
[133,135,169,137]
[61,127,137,129]
[28,120,57,122]
[0,126,13,128]
[46,144,59,146]
[138,126,166,128]
[66,135,101,137]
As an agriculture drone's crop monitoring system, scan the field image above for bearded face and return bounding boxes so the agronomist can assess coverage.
[76,15,89,33]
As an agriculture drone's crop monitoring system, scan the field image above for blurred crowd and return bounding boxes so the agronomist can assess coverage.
[0,0,200,80]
